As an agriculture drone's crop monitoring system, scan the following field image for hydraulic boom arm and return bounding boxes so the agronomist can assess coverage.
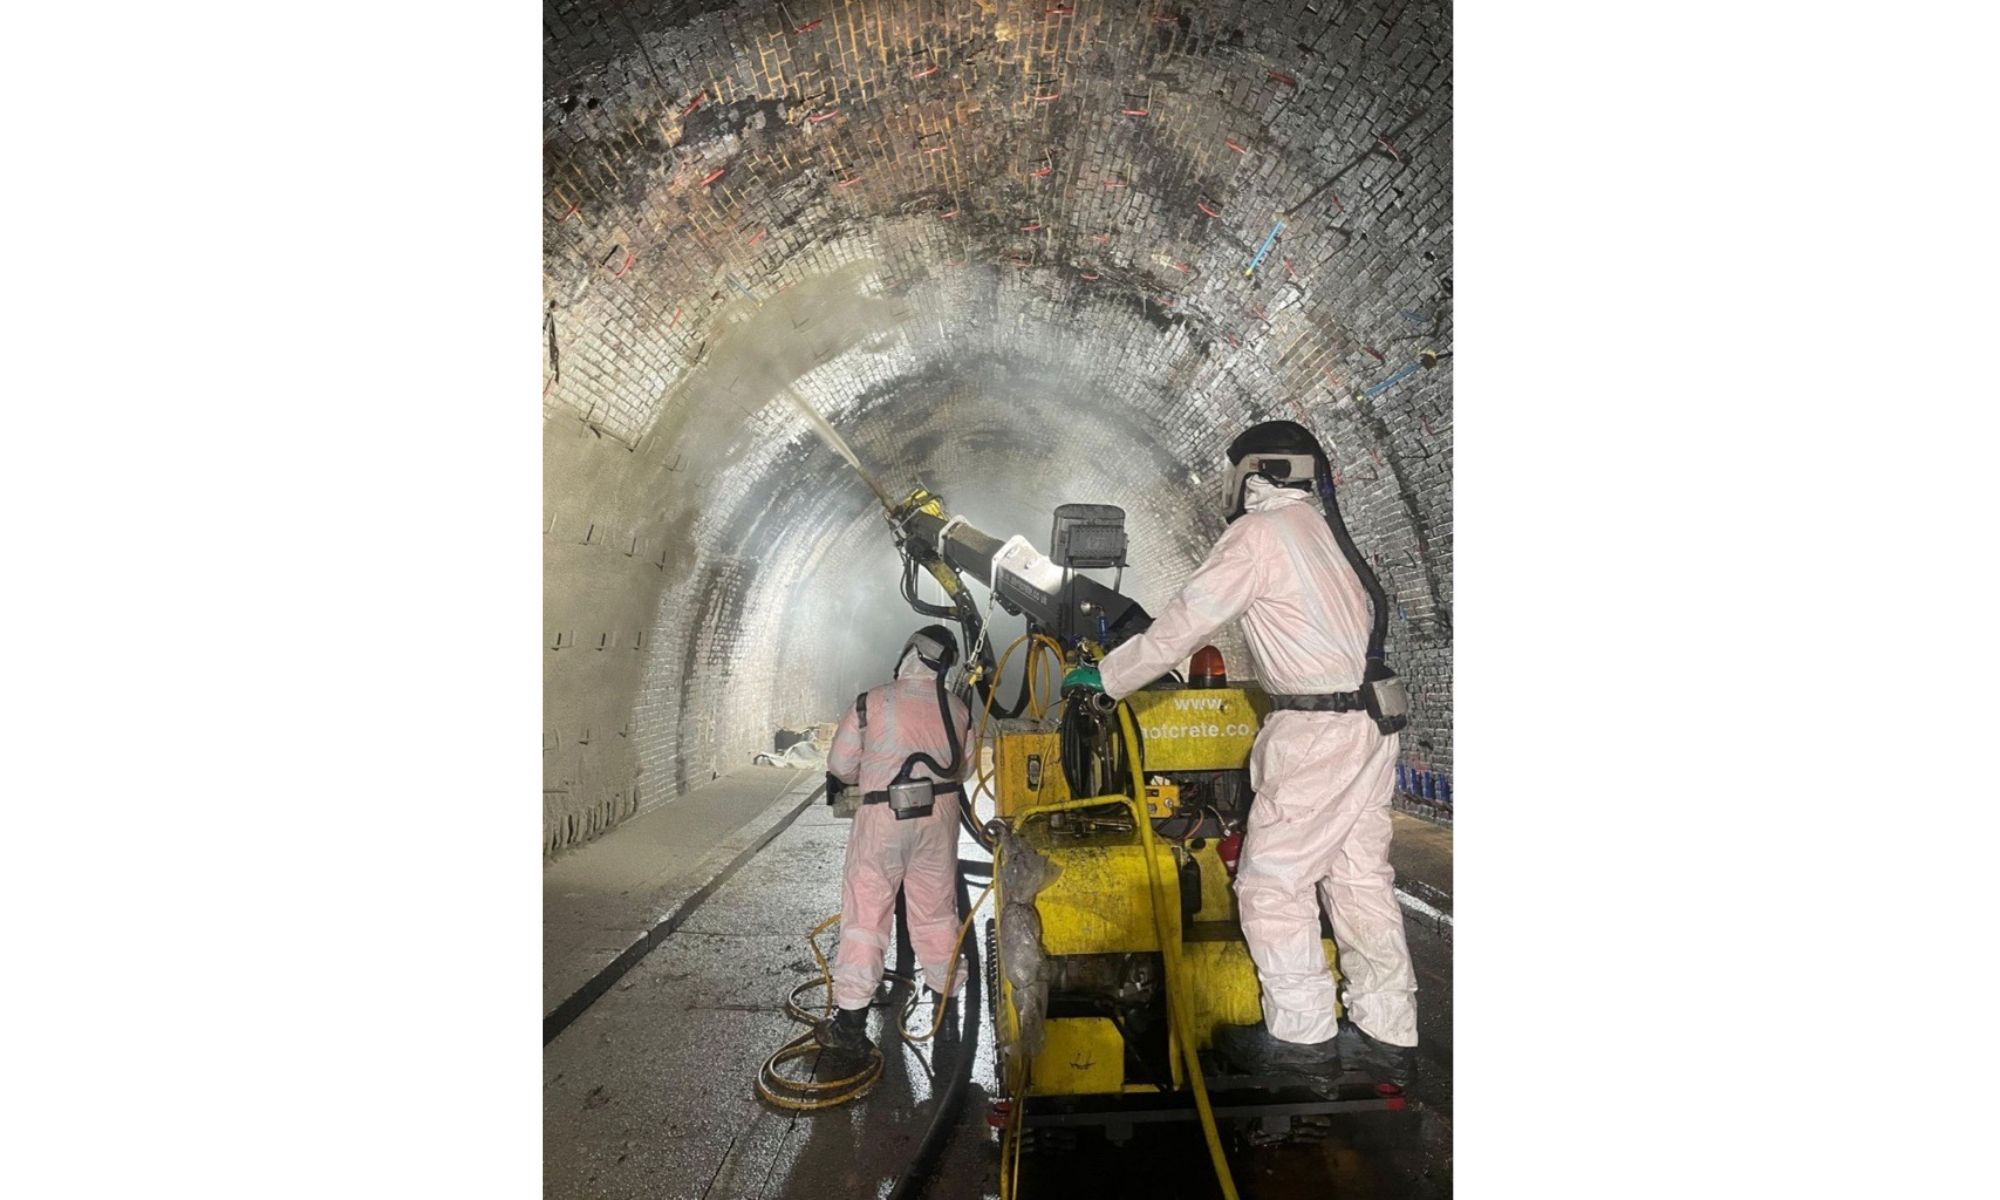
[887,490,1153,652]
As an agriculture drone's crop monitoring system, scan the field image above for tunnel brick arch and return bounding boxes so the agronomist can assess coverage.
[545,0,1452,855]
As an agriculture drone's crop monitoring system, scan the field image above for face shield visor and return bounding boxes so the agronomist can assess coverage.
[896,625,958,676]
[1224,452,1321,520]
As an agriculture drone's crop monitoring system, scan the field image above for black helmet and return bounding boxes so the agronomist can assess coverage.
[1224,420,1329,519]
[898,624,959,675]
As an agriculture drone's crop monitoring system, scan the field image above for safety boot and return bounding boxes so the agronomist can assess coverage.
[1334,1019,1417,1092]
[815,1005,875,1055]
[1212,1022,1342,1083]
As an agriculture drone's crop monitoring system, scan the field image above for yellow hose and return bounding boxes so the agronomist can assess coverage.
[972,639,1018,815]
[755,879,995,1111]
[1117,702,1241,1200]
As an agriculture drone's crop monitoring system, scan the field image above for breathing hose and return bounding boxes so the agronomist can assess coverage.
[1316,468,1391,665]
[888,665,966,790]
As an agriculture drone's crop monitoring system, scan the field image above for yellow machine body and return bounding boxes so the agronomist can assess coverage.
[1020,820,1176,955]
[992,684,1341,1100]
[1122,686,1271,772]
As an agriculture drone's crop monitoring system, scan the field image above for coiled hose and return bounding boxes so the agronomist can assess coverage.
[755,871,995,1114]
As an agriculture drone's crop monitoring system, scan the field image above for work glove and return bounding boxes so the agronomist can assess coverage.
[1060,664,1118,713]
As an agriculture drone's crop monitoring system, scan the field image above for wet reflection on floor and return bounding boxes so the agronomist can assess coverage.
[546,801,1450,1199]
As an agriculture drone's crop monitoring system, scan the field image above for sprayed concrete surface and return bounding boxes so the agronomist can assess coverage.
[545,784,1451,1197]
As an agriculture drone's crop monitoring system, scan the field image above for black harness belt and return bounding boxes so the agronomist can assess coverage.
[1267,691,1366,713]
[861,782,967,806]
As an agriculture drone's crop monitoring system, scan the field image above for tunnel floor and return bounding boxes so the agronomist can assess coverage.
[544,770,1452,1198]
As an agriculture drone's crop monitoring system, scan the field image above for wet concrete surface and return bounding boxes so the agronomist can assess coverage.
[546,796,1451,1198]
[545,767,821,1013]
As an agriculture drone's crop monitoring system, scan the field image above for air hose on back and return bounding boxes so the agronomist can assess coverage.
[883,664,967,821]
[1314,465,1411,735]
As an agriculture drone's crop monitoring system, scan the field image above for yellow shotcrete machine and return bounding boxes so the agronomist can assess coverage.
[880,488,1407,1199]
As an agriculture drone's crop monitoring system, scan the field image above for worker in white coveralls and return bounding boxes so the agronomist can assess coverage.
[1094,420,1419,1089]
[814,624,973,1066]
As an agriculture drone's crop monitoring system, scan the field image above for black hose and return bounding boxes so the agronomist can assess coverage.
[883,864,982,1200]
[902,557,959,620]
[893,667,965,784]
[890,666,997,853]
[1317,471,1391,663]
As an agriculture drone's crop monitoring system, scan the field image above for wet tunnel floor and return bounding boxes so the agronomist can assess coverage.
[544,796,1452,1199]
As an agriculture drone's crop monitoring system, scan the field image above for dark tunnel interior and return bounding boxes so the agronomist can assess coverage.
[543,0,1453,857]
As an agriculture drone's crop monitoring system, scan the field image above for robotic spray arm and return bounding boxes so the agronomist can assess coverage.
[884,488,1151,807]
[885,489,1153,662]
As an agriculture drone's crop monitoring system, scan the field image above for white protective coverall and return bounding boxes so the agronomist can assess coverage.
[824,652,975,1011]
[1099,475,1417,1047]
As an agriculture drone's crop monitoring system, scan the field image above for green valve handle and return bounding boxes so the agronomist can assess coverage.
[1060,664,1104,695]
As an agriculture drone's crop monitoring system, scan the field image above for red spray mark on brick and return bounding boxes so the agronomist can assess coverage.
[1031,164,1052,177]
[1225,333,1241,348]
[837,174,863,188]
[1032,91,1061,102]
[1021,222,1043,232]
[1364,345,1385,363]
[1268,70,1298,87]
[1103,178,1126,188]
[1157,294,1177,306]
[1251,303,1267,320]
[557,201,580,223]
[1121,107,1149,117]
[941,208,960,218]
[1196,199,1221,218]
[1283,257,1298,278]
[808,108,838,124]
[1170,261,1190,273]
[669,307,683,328]
[612,249,635,278]
[680,91,704,117]
[1372,448,1385,465]
[1376,135,1402,163]
[912,63,940,79]
[1080,272,1100,280]
[791,19,823,35]
[748,229,766,246]
[1420,415,1435,436]
[1225,138,1247,154]
[925,144,948,155]
[1331,193,1345,212]
[1091,232,1111,243]
[545,376,557,397]
[699,167,725,187]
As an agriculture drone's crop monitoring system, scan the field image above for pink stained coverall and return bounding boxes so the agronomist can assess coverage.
[824,654,975,1011]
[1099,475,1418,1047]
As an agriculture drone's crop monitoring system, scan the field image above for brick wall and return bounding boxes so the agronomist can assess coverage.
[544,0,1453,854]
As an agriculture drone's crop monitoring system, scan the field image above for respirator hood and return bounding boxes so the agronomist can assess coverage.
[1224,420,1330,520]
[896,623,959,676]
